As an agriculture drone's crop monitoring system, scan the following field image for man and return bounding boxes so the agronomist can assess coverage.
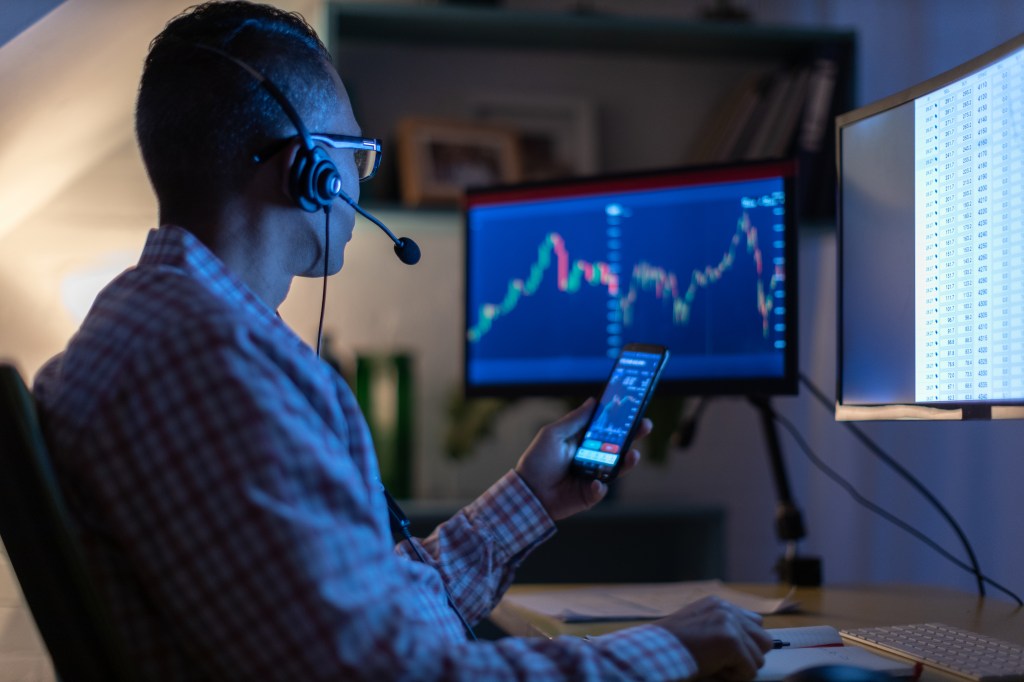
[34,2,771,679]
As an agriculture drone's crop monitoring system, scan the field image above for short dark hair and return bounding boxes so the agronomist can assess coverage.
[136,1,334,213]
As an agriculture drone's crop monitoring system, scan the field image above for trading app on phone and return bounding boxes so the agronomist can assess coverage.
[573,349,665,474]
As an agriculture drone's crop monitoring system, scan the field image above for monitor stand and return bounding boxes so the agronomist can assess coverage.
[748,395,822,587]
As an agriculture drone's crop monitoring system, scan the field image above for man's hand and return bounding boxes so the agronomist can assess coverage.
[514,398,650,521]
[655,596,773,681]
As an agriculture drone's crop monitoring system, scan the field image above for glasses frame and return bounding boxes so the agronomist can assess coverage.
[252,133,382,182]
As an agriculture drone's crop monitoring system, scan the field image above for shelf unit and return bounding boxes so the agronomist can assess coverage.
[330,4,854,61]
[327,3,855,220]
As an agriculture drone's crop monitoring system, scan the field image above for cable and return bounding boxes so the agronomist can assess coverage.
[315,206,329,358]
[308,210,476,634]
[770,408,1020,605]
[796,373,1022,606]
[383,489,478,641]
[395,525,479,641]
[772,410,959,564]
[798,372,984,597]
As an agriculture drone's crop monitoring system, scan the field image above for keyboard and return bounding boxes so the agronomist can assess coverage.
[841,623,1024,681]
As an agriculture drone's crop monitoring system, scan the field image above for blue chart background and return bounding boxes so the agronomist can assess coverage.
[589,391,638,439]
[466,177,787,387]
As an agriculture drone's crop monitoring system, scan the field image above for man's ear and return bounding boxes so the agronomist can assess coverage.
[274,140,304,206]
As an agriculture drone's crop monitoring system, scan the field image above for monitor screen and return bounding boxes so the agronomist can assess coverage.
[463,159,798,396]
[837,33,1024,420]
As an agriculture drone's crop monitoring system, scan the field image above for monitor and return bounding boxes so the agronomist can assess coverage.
[837,32,1024,420]
[463,159,798,396]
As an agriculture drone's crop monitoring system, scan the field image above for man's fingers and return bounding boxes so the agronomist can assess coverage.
[615,449,642,478]
[632,417,654,441]
[583,478,607,507]
[743,614,773,652]
[718,611,765,679]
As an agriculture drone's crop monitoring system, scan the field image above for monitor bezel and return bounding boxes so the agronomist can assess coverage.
[463,158,800,398]
[835,32,1024,420]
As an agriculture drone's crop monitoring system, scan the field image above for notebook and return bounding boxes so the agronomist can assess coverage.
[758,627,918,680]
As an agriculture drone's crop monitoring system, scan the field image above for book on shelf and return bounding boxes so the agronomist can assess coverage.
[743,68,796,160]
[688,70,769,165]
[754,66,812,160]
[689,65,811,164]
[796,55,841,220]
[687,54,842,222]
[723,71,778,160]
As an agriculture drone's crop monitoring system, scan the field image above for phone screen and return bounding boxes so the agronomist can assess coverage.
[570,345,669,481]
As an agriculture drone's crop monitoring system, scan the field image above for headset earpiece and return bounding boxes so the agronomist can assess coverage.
[289,145,340,212]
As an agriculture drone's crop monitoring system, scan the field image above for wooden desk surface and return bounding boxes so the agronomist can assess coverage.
[490,583,1024,678]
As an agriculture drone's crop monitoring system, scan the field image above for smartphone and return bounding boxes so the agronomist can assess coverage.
[569,343,670,482]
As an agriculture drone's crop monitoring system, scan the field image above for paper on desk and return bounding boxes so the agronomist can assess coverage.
[503,580,799,622]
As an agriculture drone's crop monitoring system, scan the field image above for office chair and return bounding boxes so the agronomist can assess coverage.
[0,363,134,682]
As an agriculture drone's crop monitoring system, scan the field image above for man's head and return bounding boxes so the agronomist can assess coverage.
[136,1,338,221]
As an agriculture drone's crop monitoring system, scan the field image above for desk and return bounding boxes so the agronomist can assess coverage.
[490,583,1024,679]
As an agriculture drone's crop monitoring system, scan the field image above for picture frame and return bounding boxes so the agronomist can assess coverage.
[467,94,599,182]
[396,117,523,207]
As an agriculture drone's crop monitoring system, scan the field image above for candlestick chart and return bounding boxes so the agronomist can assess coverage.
[464,172,792,389]
[587,391,639,439]
[467,212,781,346]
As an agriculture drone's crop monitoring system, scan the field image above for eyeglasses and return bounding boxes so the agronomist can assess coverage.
[252,133,382,182]
[311,134,381,182]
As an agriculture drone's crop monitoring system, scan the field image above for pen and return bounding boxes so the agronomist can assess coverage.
[772,639,790,649]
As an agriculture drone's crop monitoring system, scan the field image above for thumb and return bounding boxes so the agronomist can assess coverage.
[547,397,596,439]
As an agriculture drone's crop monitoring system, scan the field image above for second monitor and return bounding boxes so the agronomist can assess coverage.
[463,159,798,397]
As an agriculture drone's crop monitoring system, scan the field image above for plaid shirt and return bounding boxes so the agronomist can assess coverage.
[34,225,695,681]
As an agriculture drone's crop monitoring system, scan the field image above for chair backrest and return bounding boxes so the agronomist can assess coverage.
[0,363,134,682]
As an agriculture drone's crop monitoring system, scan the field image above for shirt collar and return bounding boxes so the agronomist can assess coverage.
[138,224,278,322]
